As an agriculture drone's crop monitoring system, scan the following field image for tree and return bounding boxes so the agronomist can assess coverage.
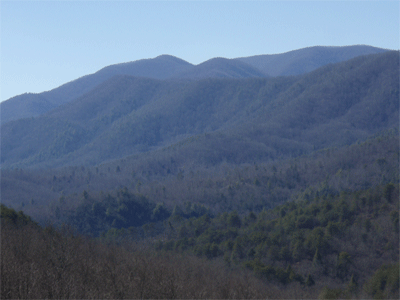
[312,248,322,267]
[152,203,169,221]
[345,274,357,295]
[305,274,315,286]
[336,251,351,279]
[228,211,241,228]
[384,183,395,203]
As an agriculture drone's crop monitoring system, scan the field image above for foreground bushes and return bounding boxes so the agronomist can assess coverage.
[1,209,312,299]
[2,180,399,300]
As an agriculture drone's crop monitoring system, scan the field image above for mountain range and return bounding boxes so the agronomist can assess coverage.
[0,45,388,125]
[1,44,398,300]
[1,45,398,171]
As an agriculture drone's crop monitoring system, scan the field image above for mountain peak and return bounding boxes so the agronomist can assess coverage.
[175,57,267,79]
[154,54,189,62]
[1,45,389,125]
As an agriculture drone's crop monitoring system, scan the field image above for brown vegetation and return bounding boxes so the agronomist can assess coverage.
[2,217,314,299]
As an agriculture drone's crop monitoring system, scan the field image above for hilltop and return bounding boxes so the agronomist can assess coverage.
[1,45,387,124]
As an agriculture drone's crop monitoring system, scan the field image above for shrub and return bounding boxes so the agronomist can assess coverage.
[364,263,399,299]
[318,287,343,300]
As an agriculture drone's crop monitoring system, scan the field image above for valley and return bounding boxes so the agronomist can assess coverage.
[1,46,399,299]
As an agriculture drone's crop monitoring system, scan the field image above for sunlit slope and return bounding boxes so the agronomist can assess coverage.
[236,45,387,76]
[1,51,398,169]
[1,45,387,125]
[0,55,193,124]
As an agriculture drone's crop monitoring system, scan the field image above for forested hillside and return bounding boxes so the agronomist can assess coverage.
[0,45,386,125]
[1,51,398,169]
[174,57,267,79]
[0,55,193,124]
[237,44,388,76]
[2,181,398,299]
[2,129,398,223]
[1,46,398,300]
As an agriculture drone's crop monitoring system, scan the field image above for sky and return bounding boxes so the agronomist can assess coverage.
[1,0,399,102]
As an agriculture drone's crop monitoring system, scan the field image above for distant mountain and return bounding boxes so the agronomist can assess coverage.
[0,93,57,123]
[0,55,193,124]
[1,51,398,169]
[174,57,267,79]
[236,45,388,76]
[97,54,193,80]
[1,45,388,125]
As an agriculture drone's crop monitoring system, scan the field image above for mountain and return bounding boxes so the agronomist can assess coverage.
[96,54,193,80]
[1,45,398,300]
[0,55,193,124]
[1,45,388,125]
[1,51,398,169]
[236,45,388,76]
[174,57,267,79]
[0,93,58,124]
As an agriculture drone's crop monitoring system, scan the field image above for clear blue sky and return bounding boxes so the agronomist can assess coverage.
[1,0,399,102]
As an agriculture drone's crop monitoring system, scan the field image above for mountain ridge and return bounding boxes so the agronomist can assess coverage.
[236,44,388,76]
[173,57,268,79]
[1,51,398,169]
[1,45,388,124]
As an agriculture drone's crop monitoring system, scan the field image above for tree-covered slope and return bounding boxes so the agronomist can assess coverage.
[2,129,398,226]
[0,55,193,124]
[1,45,388,125]
[1,51,398,169]
[2,174,397,299]
[174,57,268,79]
[153,182,399,300]
[1,45,397,300]
[236,45,388,76]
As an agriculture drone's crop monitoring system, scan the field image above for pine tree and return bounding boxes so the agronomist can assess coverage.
[305,274,315,286]
[345,274,357,295]
[312,248,322,267]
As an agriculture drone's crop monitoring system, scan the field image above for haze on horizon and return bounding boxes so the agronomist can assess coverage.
[1,0,399,102]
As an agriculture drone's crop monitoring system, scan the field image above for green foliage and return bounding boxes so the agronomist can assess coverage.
[305,227,330,256]
[0,204,37,228]
[1,93,398,297]
[152,203,169,221]
[336,251,352,279]
[227,211,242,228]
[326,221,342,236]
[296,215,319,229]
[312,248,322,266]
[141,182,399,296]
[390,210,399,233]
[384,183,396,203]
[364,263,399,299]
[1,178,399,298]
[346,274,358,295]
[65,188,168,236]
[318,287,343,300]
[305,274,315,286]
